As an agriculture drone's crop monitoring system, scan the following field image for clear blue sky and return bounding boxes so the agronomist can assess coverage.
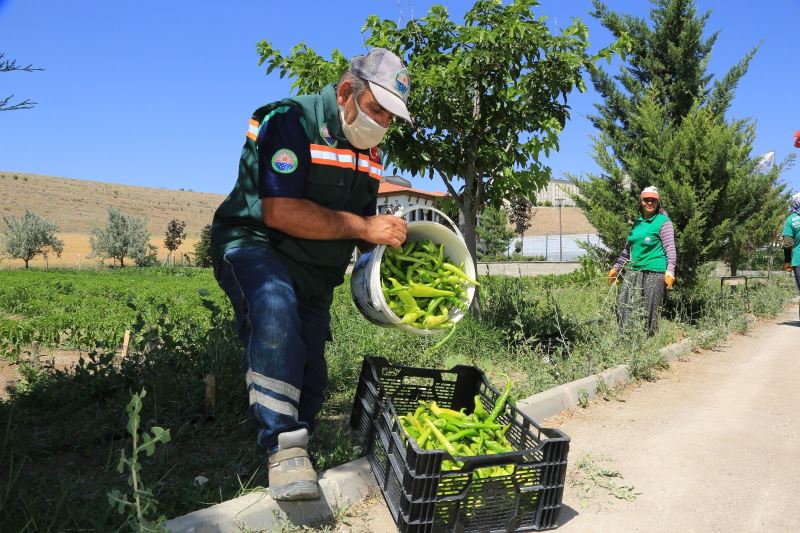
[1,0,798,195]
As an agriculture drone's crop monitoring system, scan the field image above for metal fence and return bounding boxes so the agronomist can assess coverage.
[509,234,601,261]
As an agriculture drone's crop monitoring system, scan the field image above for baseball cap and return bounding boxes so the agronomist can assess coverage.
[349,48,413,125]
[640,186,660,200]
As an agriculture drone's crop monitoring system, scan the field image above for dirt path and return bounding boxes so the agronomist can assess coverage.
[553,305,800,533]
[344,305,800,533]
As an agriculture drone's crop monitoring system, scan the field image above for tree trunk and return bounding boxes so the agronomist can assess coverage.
[24,259,29,269]
[120,256,125,268]
[729,257,738,277]
[460,189,481,322]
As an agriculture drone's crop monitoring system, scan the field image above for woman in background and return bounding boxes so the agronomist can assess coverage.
[782,192,800,317]
[608,186,677,335]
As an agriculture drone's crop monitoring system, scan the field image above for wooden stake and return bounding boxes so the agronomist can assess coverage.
[204,374,216,412]
[31,341,40,369]
[121,330,131,358]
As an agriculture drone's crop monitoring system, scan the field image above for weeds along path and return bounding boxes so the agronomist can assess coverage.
[551,304,800,533]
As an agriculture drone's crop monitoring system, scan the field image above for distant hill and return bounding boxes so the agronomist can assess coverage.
[0,170,595,268]
[0,171,225,237]
[0,171,227,268]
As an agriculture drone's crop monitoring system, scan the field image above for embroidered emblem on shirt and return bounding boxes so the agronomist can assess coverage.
[271,149,298,174]
[369,146,381,163]
[644,237,652,244]
[395,69,410,96]
[320,124,337,147]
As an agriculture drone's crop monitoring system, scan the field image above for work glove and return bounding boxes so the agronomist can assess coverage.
[665,271,675,289]
[785,263,793,272]
[607,268,619,285]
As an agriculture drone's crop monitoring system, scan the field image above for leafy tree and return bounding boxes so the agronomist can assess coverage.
[507,195,535,250]
[1,210,64,269]
[194,224,213,268]
[133,243,159,267]
[91,208,150,268]
[573,0,790,285]
[257,0,626,265]
[164,219,187,266]
[477,206,515,257]
[1,52,44,112]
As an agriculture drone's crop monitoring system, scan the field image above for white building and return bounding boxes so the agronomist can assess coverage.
[377,176,448,222]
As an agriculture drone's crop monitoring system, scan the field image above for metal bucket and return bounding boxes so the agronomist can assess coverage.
[350,208,476,335]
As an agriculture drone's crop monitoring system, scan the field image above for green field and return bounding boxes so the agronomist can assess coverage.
[0,266,794,531]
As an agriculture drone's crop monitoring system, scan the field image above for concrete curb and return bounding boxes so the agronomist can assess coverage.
[517,338,692,422]
[167,337,693,532]
[166,457,377,533]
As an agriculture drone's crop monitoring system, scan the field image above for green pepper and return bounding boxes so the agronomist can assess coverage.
[425,419,458,456]
[400,308,424,324]
[429,402,465,419]
[394,254,426,265]
[423,314,449,329]
[473,395,487,419]
[406,285,455,298]
[416,427,431,448]
[427,296,444,315]
[488,377,512,423]
[484,439,512,453]
[447,427,478,442]
[395,289,418,310]
[442,262,480,286]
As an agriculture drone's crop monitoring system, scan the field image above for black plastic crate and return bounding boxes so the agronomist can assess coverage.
[350,356,570,533]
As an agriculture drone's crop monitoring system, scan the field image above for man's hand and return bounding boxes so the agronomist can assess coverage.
[362,215,407,249]
[607,268,619,285]
[665,271,675,289]
[785,262,793,272]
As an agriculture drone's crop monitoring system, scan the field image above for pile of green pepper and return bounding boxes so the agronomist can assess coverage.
[380,239,479,331]
[398,380,516,478]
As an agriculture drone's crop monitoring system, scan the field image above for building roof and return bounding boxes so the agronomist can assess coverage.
[377,182,447,199]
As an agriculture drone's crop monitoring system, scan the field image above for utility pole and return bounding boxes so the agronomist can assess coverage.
[555,198,564,262]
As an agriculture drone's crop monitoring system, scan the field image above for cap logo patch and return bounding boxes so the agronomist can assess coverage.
[271,149,298,174]
[395,69,410,96]
[320,124,337,147]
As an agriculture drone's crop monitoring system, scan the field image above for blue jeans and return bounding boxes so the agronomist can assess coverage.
[215,246,330,453]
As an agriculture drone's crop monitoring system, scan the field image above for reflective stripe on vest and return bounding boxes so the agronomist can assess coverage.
[246,118,259,141]
[309,144,382,180]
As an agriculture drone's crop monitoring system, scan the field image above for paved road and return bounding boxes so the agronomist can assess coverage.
[553,305,800,533]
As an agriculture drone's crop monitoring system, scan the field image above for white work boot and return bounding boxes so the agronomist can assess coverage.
[268,428,319,501]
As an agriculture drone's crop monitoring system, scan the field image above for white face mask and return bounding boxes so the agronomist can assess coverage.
[339,98,388,149]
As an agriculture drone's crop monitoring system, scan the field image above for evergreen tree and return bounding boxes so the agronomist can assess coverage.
[573,0,790,285]
[194,224,213,268]
[477,206,515,258]
[1,210,64,269]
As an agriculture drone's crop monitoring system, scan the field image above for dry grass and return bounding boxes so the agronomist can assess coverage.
[524,207,596,236]
[0,171,223,236]
[0,170,223,268]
